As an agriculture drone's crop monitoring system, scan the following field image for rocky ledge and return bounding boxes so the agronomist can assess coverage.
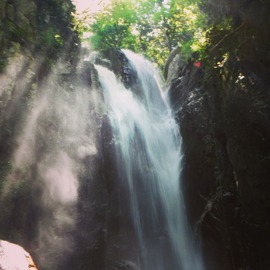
[0,240,38,270]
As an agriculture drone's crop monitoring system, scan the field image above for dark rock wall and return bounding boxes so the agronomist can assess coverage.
[0,2,102,270]
[167,1,270,269]
[1,0,270,269]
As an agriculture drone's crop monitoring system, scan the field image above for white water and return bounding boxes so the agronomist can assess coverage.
[96,50,203,270]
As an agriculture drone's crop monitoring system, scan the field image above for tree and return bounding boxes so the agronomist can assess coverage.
[88,0,207,68]
[90,0,138,50]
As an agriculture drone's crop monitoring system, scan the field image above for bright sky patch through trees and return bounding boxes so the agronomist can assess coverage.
[72,0,112,14]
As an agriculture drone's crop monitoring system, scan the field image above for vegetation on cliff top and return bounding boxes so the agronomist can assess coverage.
[75,0,208,68]
[0,0,79,72]
[77,0,269,73]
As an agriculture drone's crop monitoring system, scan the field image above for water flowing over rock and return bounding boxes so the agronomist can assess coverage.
[1,1,269,269]
[96,50,203,270]
[0,44,204,269]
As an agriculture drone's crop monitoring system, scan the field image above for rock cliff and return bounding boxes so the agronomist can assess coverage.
[1,0,270,269]
[167,1,270,269]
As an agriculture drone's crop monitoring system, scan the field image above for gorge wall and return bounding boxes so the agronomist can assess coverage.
[0,1,108,269]
[0,0,270,270]
[166,1,270,269]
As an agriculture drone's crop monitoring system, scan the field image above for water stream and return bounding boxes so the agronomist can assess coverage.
[0,49,203,269]
[96,50,203,270]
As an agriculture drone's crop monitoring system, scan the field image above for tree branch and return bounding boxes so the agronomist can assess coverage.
[209,20,245,53]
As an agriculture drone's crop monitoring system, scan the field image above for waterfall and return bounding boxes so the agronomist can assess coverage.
[96,50,203,270]
[0,49,203,269]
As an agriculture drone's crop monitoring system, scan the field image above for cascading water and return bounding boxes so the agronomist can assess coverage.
[96,50,203,270]
[0,49,203,269]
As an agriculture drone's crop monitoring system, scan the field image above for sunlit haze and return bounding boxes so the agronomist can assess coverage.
[73,0,112,13]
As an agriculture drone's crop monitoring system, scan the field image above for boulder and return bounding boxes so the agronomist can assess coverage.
[0,240,38,270]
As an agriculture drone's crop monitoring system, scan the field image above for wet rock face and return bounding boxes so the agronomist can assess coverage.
[0,0,78,73]
[168,60,217,228]
[218,57,270,270]
[106,260,140,270]
[168,59,236,270]
[0,0,36,50]
[167,2,270,269]
[99,49,142,97]
[0,240,38,270]
[168,57,270,270]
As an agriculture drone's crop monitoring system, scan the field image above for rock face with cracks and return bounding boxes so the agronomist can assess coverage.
[167,1,270,269]
[1,0,270,270]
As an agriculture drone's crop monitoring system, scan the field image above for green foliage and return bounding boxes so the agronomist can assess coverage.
[41,28,63,47]
[85,0,207,68]
[34,0,79,60]
[72,10,93,37]
[90,0,137,50]
[202,16,234,66]
[0,0,78,67]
